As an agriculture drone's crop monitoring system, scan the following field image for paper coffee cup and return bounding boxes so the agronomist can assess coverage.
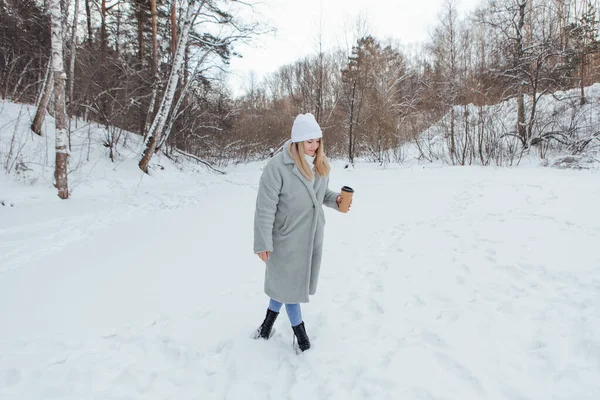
[338,186,354,213]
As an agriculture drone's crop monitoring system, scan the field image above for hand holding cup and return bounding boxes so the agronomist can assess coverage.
[336,186,354,213]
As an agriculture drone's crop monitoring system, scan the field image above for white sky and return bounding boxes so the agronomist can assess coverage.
[226,0,483,95]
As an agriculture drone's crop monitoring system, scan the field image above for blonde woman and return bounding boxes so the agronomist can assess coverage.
[253,113,351,353]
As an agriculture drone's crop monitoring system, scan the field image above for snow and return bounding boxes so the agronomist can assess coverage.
[413,83,600,166]
[1,100,600,399]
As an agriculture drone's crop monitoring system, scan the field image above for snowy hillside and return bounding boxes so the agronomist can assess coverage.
[413,84,600,167]
[2,85,599,205]
[0,99,213,206]
[1,99,600,399]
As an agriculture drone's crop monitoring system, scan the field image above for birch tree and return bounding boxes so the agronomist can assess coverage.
[49,0,69,199]
[142,0,160,140]
[139,0,262,172]
[139,0,202,173]
[31,63,53,136]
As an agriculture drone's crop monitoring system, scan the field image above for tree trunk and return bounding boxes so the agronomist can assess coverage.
[115,1,121,54]
[143,0,159,140]
[478,106,485,165]
[462,104,469,165]
[517,92,526,144]
[171,2,177,59]
[137,1,144,62]
[184,40,190,84]
[139,0,202,173]
[580,53,586,105]
[31,66,54,136]
[157,50,213,152]
[143,95,158,141]
[68,0,79,117]
[136,0,145,135]
[348,80,357,165]
[152,0,158,73]
[516,1,527,145]
[316,50,323,124]
[527,65,541,143]
[50,0,69,199]
[101,0,107,51]
[85,0,92,44]
[35,59,51,108]
[450,107,456,164]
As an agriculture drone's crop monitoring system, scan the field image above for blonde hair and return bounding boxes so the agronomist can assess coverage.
[289,139,331,180]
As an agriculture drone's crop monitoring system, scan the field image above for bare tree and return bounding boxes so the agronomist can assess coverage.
[67,0,79,116]
[341,36,378,165]
[49,0,69,199]
[139,0,204,173]
[142,0,160,140]
[85,0,92,44]
[565,0,600,104]
[171,0,177,58]
[431,0,461,163]
[478,0,560,146]
[140,0,263,172]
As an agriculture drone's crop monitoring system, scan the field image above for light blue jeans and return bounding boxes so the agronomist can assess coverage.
[268,299,302,327]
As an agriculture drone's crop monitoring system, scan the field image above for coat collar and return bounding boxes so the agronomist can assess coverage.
[283,140,320,207]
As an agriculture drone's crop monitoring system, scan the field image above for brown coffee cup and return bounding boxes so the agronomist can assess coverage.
[338,186,354,213]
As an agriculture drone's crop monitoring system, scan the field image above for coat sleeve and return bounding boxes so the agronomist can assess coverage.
[323,176,340,211]
[254,161,282,253]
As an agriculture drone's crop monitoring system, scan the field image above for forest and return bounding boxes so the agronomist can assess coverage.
[1,0,599,194]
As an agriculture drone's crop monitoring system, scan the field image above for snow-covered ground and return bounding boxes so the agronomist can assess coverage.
[2,160,600,399]
[1,99,600,399]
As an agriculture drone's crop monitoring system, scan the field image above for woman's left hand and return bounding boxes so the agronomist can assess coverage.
[336,195,352,211]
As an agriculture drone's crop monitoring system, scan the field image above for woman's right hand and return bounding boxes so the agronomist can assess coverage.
[257,251,270,262]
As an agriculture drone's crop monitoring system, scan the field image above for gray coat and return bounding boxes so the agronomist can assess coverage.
[254,140,340,303]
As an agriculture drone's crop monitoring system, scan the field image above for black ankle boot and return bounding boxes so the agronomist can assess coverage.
[292,321,310,352]
[256,308,279,339]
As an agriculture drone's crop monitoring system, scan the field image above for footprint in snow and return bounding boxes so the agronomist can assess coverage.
[434,351,485,395]
[0,368,21,388]
[367,297,384,314]
[420,330,448,350]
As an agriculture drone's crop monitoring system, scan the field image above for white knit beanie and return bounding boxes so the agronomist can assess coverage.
[291,113,322,143]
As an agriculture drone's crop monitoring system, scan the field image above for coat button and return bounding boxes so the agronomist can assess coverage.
[312,205,315,208]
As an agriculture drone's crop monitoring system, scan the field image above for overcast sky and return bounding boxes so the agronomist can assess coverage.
[225,0,483,95]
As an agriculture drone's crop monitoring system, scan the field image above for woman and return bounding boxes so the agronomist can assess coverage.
[253,113,351,353]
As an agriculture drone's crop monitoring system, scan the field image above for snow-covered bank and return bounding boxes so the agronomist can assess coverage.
[412,84,600,167]
[0,99,216,207]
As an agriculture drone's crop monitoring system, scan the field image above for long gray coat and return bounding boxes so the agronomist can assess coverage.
[254,140,340,303]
